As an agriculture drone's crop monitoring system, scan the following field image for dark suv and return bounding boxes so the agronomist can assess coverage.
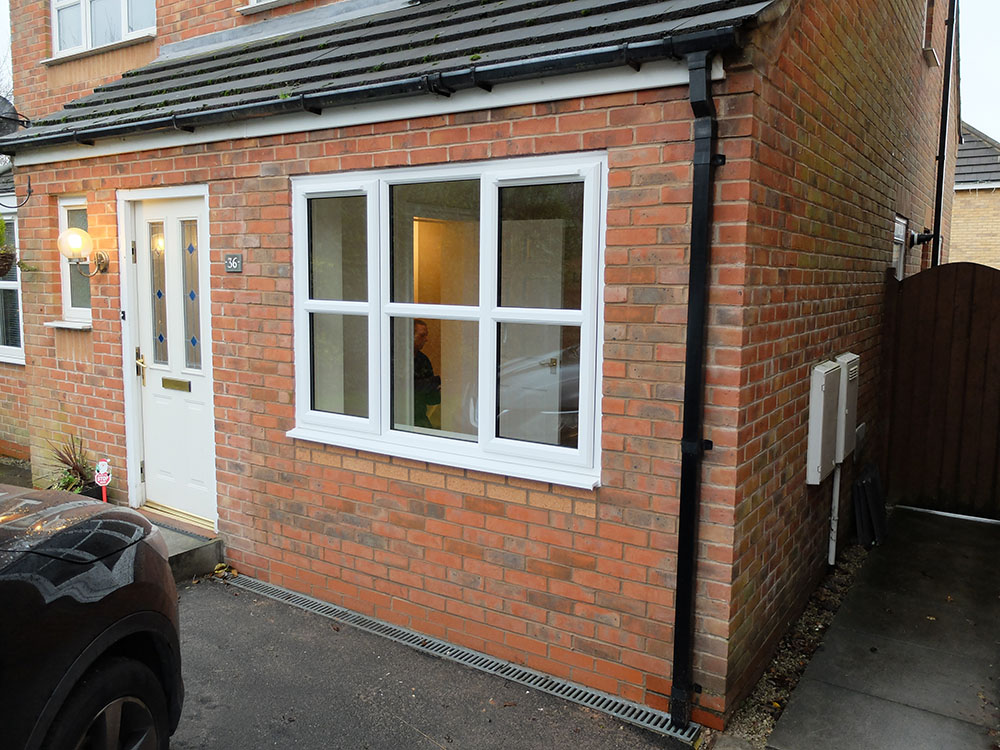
[0,484,183,750]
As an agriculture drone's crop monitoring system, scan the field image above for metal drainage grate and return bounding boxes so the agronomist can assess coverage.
[225,575,701,745]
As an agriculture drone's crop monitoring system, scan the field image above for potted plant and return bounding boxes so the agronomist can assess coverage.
[46,435,102,499]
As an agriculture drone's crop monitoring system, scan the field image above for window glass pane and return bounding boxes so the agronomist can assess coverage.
[311,313,368,417]
[57,4,82,50]
[128,0,154,31]
[309,195,367,302]
[499,182,583,310]
[0,289,20,348]
[1,222,16,283]
[90,0,122,47]
[148,222,167,364]
[66,209,91,309]
[391,181,479,306]
[181,220,201,369]
[497,323,580,448]
[392,317,477,439]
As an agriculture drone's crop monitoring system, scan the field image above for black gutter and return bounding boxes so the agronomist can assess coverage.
[0,27,744,154]
[670,43,728,730]
[930,0,958,267]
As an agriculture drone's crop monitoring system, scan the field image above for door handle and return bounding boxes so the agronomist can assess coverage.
[135,348,147,386]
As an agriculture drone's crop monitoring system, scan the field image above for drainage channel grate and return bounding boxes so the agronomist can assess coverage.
[225,575,701,745]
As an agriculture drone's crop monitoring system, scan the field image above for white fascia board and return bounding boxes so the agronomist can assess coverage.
[15,57,724,168]
[955,181,1000,191]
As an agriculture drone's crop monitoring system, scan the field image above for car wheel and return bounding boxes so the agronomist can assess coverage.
[42,657,169,750]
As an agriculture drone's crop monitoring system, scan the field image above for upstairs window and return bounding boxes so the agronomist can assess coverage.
[289,154,606,489]
[52,0,154,54]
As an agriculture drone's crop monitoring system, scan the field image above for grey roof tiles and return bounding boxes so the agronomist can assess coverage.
[0,0,772,152]
[956,123,1000,185]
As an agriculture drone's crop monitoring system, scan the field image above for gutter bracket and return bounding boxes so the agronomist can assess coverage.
[470,68,493,92]
[423,73,455,98]
[300,95,322,115]
[170,114,194,134]
[622,44,641,71]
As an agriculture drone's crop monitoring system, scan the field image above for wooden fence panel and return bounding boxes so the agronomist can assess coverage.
[883,262,1000,519]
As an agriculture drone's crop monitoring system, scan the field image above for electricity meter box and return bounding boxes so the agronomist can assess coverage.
[806,361,841,485]
[835,352,860,463]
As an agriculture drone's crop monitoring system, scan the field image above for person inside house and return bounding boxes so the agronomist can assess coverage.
[413,319,441,428]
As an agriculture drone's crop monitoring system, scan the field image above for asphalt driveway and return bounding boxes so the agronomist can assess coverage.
[172,580,685,750]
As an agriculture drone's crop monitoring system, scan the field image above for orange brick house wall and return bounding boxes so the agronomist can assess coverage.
[723,0,957,709]
[12,82,755,726]
[5,0,958,729]
[0,363,29,459]
[950,189,1000,269]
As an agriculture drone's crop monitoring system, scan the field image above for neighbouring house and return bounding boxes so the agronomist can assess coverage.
[0,0,958,732]
[949,122,1000,269]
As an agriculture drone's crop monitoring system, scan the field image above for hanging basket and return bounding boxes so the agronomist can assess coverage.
[0,247,14,277]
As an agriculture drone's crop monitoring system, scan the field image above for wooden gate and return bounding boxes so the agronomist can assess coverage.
[882,263,1000,520]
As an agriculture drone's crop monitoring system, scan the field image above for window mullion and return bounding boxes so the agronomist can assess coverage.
[478,175,499,448]
[377,178,391,436]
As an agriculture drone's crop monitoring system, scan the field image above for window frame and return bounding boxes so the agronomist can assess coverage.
[289,154,606,489]
[892,214,909,281]
[0,205,24,365]
[51,0,155,56]
[58,196,93,326]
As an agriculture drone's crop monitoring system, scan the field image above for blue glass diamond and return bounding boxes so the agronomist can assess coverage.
[189,290,196,301]
[157,333,164,343]
[190,336,198,347]
[187,243,196,255]
[156,289,163,299]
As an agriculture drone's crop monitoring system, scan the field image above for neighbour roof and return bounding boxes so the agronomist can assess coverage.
[0,0,773,153]
[956,123,1000,185]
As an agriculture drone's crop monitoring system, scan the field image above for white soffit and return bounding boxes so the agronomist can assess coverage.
[15,58,725,167]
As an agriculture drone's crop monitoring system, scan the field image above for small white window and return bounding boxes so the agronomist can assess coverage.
[52,0,154,55]
[893,215,909,281]
[59,197,93,325]
[289,154,606,488]
[0,208,24,364]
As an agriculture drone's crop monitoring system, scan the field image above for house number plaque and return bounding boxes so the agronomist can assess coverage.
[224,253,243,273]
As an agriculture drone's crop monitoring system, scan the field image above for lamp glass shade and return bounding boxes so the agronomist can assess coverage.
[57,227,94,261]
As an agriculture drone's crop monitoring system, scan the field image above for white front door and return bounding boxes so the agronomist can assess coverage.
[133,197,216,526]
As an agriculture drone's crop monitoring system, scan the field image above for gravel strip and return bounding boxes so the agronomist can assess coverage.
[702,545,870,750]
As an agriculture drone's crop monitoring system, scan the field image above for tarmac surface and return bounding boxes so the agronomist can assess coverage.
[767,507,1000,750]
[171,580,688,750]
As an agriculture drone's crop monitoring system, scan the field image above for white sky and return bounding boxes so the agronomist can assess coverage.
[0,1,992,136]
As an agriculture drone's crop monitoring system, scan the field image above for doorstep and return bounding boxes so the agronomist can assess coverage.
[139,507,224,582]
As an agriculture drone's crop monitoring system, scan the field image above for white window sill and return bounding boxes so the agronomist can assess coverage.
[0,352,25,366]
[44,320,92,330]
[43,31,156,66]
[286,426,601,490]
[922,47,940,67]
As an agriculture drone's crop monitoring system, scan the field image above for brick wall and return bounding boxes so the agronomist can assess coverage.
[0,362,29,459]
[13,82,754,727]
[949,190,1000,269]
[722,0,958,710]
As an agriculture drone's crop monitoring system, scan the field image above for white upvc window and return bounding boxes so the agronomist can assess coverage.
[0,207,24,364]
[289,153,606,489]
[52,0,154,55]
[893,215,909,281]
[58,197,93,325]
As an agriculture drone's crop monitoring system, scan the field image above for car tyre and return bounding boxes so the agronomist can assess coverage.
[42,657,169,750]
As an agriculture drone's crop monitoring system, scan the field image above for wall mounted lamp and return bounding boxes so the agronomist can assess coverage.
[57,227,109,276]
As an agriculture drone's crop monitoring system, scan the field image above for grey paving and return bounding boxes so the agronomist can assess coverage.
[767,508,1000,750]
[172,580,687,750]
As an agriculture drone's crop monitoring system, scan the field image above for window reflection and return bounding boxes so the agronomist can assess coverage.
[391,181,479,306]
[392,317,477,439]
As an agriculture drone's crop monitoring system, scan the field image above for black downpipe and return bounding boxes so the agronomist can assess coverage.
[931,0,958,267]
[670,49,723,730]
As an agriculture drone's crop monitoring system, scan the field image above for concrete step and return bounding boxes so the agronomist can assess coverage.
[155,523,224,582]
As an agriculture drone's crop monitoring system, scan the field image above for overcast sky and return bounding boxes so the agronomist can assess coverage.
[0,0,993,134]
